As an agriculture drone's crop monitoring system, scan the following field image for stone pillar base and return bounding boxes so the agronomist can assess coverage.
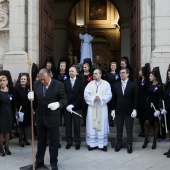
[4,51,29,80]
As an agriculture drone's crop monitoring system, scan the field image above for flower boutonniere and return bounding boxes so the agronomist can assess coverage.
[87,76,93,82]
[115,74,119,80]
[8,94,13,100]
[63,74,68,81]
[153,86,158,92]
[141,81,145,86]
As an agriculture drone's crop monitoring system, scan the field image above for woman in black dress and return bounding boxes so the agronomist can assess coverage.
[80,63,93,127]
[142,70,163,149]
[105,61,120,126]
[15,73,31,147]
[56,60,69,126]
[0,71,15,156]
[163,68,170,157]
[137,66,150,137]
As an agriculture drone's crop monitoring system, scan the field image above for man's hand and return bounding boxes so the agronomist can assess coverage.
[111,110,115,120]
[66,105,74,113]
[131,109,137,118]
[27,91,34,101]
[48,102,60,111]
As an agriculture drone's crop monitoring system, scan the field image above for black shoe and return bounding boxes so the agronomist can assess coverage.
[127,146,133,154]
[52,166,58,170]
[142,140,148,148]
[0,149,5,157]
[152,141,156,150]
[115,145,122,152]
[102,146,107,152]
[167,154,170,158]
[58,143,61,149]
[24,139,30,145]
[66,144,72,149]
[81,123,86,127]
[163,149,170,155]
[75,144,80,150]
[29,163,45,170]
[138,132,144,137]
[4,147,11,155]
[19,139,25,147]
[88,146,94,151]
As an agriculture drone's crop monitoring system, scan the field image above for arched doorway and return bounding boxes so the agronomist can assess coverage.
[39,0,140,79]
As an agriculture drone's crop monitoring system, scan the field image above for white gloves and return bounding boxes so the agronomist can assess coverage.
[16,112,24,122]
[111,110,115,120]
[48,102,60,111]
[131,109,137,118]
[154,110,160,117]
[28,91,34,100]
[161,109,167,115]
[66,104,74,113]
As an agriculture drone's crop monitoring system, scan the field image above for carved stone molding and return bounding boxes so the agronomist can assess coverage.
[0,0,9,29]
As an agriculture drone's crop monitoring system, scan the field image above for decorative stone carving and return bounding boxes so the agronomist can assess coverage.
[0,0,9,29]
[0,10,8,28]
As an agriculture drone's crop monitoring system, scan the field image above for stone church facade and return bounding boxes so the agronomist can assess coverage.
[0,0,170,82]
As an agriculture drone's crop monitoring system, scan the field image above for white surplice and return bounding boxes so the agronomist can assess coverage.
[84,80,112,148]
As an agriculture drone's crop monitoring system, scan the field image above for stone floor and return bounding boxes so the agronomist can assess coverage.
[0,137,170,170]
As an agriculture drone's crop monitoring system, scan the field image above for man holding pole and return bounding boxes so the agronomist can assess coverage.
[28,68,67,170]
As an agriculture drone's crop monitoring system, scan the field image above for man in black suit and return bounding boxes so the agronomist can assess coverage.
[111,68,138,154]
[28,68,67,170]
[64,67,83,150]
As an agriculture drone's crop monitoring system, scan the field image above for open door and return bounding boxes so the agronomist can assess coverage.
[130,0,140,80]
[39,0,54,67]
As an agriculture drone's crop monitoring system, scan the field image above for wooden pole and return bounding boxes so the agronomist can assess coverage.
[28,59,35,170]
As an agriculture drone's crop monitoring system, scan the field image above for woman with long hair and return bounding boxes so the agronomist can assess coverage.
[142,69,163,149]
[80,63,93,127]
[0,70,15,156]
[15,73,31,147]
[163,68,170,157]
[137,66,150,137]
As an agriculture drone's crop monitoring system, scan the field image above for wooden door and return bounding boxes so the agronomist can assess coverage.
[39,0,54,67]
[130,0,140,80]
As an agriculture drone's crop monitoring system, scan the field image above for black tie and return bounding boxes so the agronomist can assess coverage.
[43,86,47,96]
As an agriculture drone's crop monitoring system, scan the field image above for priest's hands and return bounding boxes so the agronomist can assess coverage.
[66,104,74,113]
[111,110,115,120]
[154,110,160,117]
[131,109,137,118]
[94,96,100,101]
[48,102,60,111]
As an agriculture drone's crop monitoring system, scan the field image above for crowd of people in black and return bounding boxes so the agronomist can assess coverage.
[0,56,170,170]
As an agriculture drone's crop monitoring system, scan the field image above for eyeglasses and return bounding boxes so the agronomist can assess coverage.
[120,72,126,74]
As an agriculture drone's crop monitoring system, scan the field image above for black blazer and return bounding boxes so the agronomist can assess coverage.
[33,79,67,127]
[111,80,138,116]
[64,77,83,110]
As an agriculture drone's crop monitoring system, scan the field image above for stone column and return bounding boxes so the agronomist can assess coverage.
[4,0,28,79]
[140,0,152,67]
[54,19,68,66]
[28,0,39,64]
[120,18,130,59]
[151,0,170,82]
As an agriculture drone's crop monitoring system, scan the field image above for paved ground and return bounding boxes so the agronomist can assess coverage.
[0,137,170,170]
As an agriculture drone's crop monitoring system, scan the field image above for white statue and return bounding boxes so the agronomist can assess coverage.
[79,26,93,64]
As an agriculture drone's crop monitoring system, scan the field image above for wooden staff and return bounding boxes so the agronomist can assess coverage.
[28,59,35,170]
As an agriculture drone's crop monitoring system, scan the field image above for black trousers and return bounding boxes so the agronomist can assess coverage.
[36,124,59,167]
[116,113,134,146]
[65,109,81,145]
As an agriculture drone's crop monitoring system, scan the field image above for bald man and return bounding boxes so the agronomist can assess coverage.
[28,68,67,170]
[64,67,83,150]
